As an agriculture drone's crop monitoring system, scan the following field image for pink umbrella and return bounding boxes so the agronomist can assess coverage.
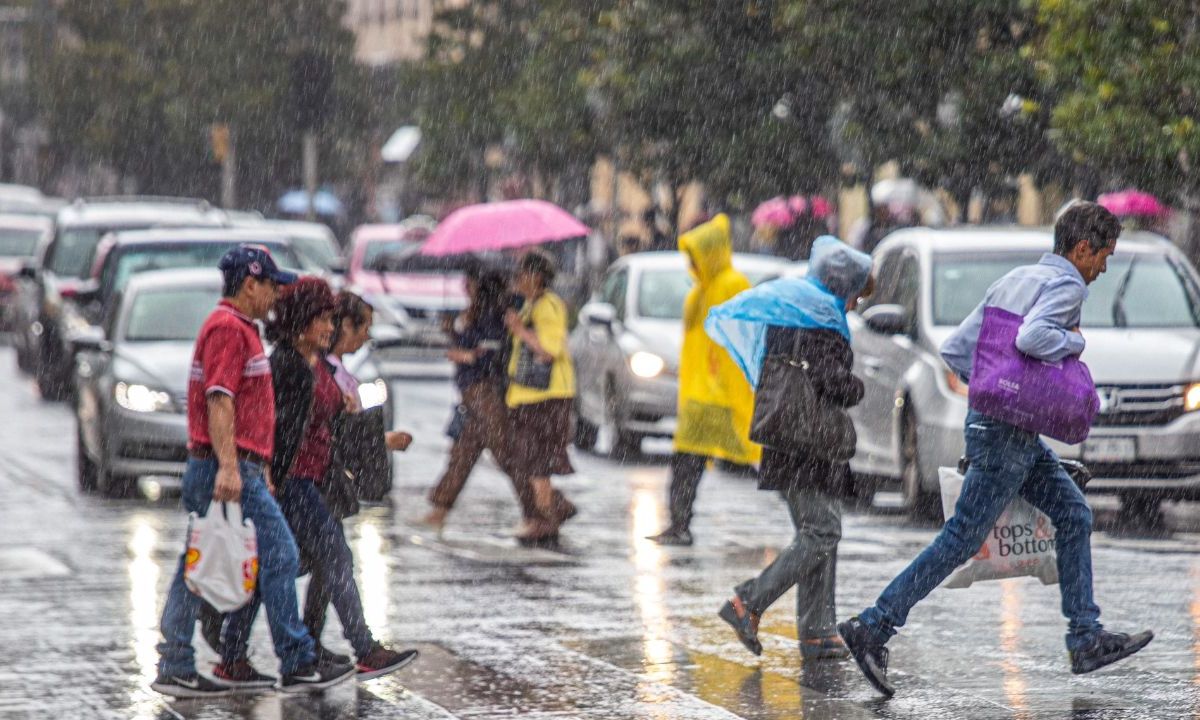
[420,199,591,256]
[1097,190,1169,218]
[752,197,794,229]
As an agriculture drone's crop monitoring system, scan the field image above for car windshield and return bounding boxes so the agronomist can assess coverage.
[103,241,301,303]
[933,251,1200,328]
[636,267,779,320]
[0,228,43,257]
[287,232,340,270]
[123,286,221,342]
[362,239,419,269]
[46,226,108,277]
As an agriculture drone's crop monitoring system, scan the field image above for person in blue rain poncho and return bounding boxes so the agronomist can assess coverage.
[708,236,875,662]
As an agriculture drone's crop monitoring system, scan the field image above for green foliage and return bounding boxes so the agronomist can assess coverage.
[1033,0,1200,198]
[42,0,368,208]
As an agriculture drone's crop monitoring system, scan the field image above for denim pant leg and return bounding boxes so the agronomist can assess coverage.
[1019,442,1103,649]
[156,457,219,677]
[860,412,1038,642]
[735,486,841,640]
[235,463,315,674]
[280,478,376,658]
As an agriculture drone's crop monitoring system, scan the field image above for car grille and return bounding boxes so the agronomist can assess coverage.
[1092,384,1184,427]
[119,440,188,463]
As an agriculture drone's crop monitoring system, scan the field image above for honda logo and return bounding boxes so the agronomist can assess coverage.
[1097,387,1121,414]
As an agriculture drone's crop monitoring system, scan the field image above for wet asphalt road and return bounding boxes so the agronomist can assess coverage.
[4,345,1200,719]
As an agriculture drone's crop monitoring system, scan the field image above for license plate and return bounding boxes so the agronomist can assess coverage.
[1082,437,1136,463]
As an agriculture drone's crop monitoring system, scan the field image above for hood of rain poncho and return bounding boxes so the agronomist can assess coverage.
[705,236,872,387]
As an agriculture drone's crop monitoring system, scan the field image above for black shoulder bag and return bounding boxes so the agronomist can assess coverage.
[749,330,856,462]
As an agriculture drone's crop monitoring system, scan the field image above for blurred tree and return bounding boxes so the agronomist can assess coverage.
[1033,0,1200,238]
[790,0,1068,220]
[412,0,606,209]
[601,0,840,220]
[41,0,369,209]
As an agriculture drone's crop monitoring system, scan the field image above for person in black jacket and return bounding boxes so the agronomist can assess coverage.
[714,237,874,661]
[221,277,417,681]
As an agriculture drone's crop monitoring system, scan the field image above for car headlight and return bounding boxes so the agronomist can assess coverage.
[358,378,389,409]
[114,382,173,413]
[1185,383,1200,412]
[629,351,666,379]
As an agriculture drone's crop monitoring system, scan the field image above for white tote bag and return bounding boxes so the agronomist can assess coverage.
[938,467,1058,589]
[183,501,259,612]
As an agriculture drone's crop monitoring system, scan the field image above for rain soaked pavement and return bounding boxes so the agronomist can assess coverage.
[4,347,1200,719]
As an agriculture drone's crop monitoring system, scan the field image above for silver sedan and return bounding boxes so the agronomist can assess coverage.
[570,251,797,456]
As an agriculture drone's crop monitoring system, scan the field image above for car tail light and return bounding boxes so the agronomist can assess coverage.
[0,274,13,293]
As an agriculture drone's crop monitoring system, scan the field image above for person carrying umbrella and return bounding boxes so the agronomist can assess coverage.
[647,214,761,546]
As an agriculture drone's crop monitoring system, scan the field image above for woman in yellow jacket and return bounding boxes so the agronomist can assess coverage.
[648,214,761,546]
[504,251,579,543]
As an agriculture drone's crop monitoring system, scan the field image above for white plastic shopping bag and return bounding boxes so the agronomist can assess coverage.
[183,501,258,612]
[938,466,1058,589]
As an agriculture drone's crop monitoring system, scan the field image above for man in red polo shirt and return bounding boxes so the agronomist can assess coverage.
[153,245,355,698]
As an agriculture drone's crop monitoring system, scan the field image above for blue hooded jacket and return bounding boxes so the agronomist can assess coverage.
[705,236,873,387]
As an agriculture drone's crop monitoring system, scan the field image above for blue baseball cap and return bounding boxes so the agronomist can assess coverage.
[218,244,298,287]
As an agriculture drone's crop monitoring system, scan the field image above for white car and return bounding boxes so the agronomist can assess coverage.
[570,251,799,456]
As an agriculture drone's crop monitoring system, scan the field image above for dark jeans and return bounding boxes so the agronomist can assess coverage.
[735,486,841,640]
[666,452,707,532]
[157,457,314,677]
[225,477,375,661]
[858,409,1102,651]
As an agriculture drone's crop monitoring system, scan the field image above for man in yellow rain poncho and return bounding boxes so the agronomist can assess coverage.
[648,214,760,546]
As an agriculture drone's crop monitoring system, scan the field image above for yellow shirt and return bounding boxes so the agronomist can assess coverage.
[506,291,576,407]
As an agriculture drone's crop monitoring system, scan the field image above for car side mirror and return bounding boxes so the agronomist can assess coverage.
[16,261,36,280]
[328,257,347,275]
[73,335,112,354]
[862,304,912,336]
[581,302,616,329]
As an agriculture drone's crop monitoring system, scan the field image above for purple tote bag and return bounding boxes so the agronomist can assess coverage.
[968,306,1099,444]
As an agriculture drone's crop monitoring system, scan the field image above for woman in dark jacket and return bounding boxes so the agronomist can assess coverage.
[710,236,874,661]
[221,278,417,682]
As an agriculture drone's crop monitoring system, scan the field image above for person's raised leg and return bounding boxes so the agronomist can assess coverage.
[1020,445,1152,672]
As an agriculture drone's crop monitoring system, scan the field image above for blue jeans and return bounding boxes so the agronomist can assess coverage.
[157,457,315,677]
[859,409,1103,651]
[224,477,375,661]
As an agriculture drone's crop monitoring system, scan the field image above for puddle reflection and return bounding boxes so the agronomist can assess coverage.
[998,579,1030,719]
[356,519,390,631]
[128,518,160,682]
[630,486,676,704]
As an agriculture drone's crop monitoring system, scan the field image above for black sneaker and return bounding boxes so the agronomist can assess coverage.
[647,528,693,546]
[316,644,352,666]
[356,644,419,681]
[278,661,356,694]
[1070,629,1154,674]
[837,617,894,698]
[212,659,277,692]
[718,596,762,656]
[151,673,232,698]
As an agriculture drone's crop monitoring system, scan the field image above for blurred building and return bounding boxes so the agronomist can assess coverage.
[343,0,435,66]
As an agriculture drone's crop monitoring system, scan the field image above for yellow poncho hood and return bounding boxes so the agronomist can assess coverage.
[673,214,760,465]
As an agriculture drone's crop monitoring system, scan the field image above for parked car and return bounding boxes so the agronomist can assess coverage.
[569,251,798,456]
[12,197,226,399]
[0,214,52,333]
[228,214,343,276]
[348,220,469,347]
[74,227,308,328]
[849,226,1200,520]
[73,268,394,497]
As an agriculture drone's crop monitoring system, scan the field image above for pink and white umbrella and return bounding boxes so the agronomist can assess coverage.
[1097,190,1169,218]
[420,199,590,257]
